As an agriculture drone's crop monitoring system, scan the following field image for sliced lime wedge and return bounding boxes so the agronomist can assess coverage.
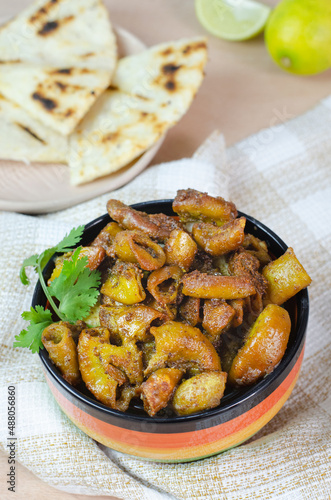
[195,0,271,41]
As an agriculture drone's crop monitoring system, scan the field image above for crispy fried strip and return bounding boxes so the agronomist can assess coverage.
[173,189,237,224]
[107,199,181,241]
[181,270,256,300]
[192,217,246,256]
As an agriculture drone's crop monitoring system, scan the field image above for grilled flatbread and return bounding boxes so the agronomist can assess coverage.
[0,94,68,163]
[0,0,117,135]
[69,37,207,184]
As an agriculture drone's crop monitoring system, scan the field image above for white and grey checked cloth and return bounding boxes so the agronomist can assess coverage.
[0,95,330,499]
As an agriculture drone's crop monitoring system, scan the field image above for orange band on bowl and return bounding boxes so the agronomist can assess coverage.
[44,346,304,461]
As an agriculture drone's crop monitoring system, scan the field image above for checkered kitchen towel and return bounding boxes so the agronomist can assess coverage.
[0,96,330,499]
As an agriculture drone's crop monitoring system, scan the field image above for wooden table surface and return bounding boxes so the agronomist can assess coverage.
[1,0,330,499]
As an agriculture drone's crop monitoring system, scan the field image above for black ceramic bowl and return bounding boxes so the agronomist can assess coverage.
[36,200,309,462]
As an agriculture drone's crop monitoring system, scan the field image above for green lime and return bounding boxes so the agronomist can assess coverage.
[195,0,271,41]
[265,0,331,75]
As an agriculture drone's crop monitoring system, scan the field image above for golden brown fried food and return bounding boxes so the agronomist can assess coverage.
[145,321,222,376]
[107,199,181,241]
[42,322,81,386]
[91,222,123,255]
[172,371,227,416]
[179,296,201,326]
[192,217,246,256]
[100,342,143,385]
[147,265,184,306]
[243,234,271,266]
[46,190,312,417]
[173,189,237,225]
[78,328,142,410]
[112,230,166,271]
[101,261,146,305]
[140,368,183,416]
[262,247,312,305]
[202,299,235,343]
[181,270,256,300]
[228,304,291,386]
[229,250,268,297]
[99,304,164,344]
[77,328,123,408]
[164,229,197,270]
[229,299,244,328]
[145,298,178,321]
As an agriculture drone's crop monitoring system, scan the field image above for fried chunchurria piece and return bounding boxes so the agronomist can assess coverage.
[42,322,82,385]
[192,217,246,257]
[229,298,244,328]
[202,299,235,344]
[145,321,221,376]
[147,265,184,306]
[112,230,166,270]
[229,249,268,297]
[140,368,183,416]
[78,328,142,410]
[101,261,146,305]
[173,189,237,225]
[179,296,201,326]
[99,304,165,345]
[242,233,271,266]
[164,229,197,270]
[228,304,291,386]
[107,199,181,241]
[262,247,312,305]
[91,222,123,255]
[181,270,256,300]
[172,371,227,416]
[145,298,178,322]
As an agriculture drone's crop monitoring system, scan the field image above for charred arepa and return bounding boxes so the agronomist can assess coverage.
[68,37,207,184]
[0,0,117,135]
[0,94,68,163]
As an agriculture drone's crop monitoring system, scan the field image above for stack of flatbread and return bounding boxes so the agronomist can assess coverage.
[0,0,207,185]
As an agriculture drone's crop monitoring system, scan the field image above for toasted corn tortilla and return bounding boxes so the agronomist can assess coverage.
[69,37,207,185]
[0,94,68,163]
[0,0,117,135]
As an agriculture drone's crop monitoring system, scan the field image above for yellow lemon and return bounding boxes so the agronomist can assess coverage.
[265,0,331,75]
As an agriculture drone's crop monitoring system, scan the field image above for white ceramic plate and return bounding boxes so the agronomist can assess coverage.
[0,27,164,214]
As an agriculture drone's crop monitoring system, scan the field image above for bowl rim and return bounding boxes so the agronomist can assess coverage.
[37,199,309,424]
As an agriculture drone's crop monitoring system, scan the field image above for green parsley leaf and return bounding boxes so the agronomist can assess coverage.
[56,225,85,254]
[16,225,102,354]
[20,254,39,285]
[13,306,53,353]
[48,247,101,323]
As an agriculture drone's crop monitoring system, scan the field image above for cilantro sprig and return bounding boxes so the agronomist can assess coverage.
[14,226,101,353]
